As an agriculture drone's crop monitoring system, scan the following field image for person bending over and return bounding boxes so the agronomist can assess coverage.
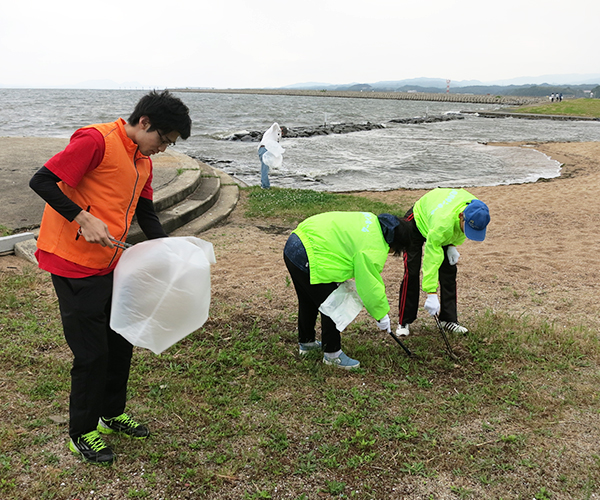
[284,211,412,369]
[397,188,490,337]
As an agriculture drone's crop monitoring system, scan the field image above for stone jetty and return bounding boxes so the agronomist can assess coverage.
[225,122,385,142]
[173,88,546,106]
[388,114,465,124]
[225,114,465,142]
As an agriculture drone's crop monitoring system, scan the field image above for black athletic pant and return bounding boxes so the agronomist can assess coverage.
[51,273,133,439]
[283,254,341,353]
[398,209,458,326]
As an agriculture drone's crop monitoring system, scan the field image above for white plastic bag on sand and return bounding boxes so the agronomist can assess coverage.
[261,122,284,169]
[110,236,216,354]
[318,280,364,332]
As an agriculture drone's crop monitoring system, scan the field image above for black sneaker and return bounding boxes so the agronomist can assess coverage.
[69,430,115,464]
[98,413,150,439]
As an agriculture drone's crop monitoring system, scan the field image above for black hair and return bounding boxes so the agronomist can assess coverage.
[128,90,192,139]
[388,217,413,256]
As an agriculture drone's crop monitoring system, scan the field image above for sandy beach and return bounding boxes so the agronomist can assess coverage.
[2,141,599,333]
[199,140,600,335]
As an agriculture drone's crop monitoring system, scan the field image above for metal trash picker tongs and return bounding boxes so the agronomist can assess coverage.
[433,314,459,361]
[387,316,459,361]
[109,237,132,250]
[387,328,413,358]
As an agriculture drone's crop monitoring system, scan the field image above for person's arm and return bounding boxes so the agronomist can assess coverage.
[135,197,168,239]
[30,167,114,247]
[29,167,82,222]
[353,251,390,321]
[31,128,115,247]
[420,217,458,293]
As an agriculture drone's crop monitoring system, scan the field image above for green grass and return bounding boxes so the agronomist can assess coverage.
[243,186,411,224]
[2,264,600,498]
[2,191,600,498]
[512,98,600,118]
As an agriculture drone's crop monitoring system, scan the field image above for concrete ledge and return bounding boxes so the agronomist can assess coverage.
[14,238,38,264]
[0,232,35,253]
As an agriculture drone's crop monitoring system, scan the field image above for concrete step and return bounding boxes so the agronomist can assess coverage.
[127,158,239,244]
[170,168,240,237]
[127,160,234,243]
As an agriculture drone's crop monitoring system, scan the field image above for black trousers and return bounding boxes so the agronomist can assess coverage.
[283,254,341,353]
[51,273,133,439]
[398,209,458,326]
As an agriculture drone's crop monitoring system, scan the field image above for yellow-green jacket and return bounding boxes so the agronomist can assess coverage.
[293,211,390,321]
[413,188,476,293]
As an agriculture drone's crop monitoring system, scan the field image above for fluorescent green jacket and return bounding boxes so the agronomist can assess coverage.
[293,211,390,320]
[413,188,476,293]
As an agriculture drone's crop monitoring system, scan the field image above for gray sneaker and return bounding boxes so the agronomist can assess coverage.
[323,351,360,370]
[299,340,322,355]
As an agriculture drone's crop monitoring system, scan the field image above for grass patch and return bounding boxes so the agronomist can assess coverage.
[243,186,410,224]
[512,98,600,118]
[2,261,600,498]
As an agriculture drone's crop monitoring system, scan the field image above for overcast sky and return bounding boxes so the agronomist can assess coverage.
[1,0,598,89]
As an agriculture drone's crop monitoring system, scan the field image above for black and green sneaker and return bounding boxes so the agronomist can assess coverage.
[69,430,115,464]
[98,413,150,439]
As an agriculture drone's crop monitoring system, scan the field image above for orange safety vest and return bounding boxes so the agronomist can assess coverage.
[37,119,151,269]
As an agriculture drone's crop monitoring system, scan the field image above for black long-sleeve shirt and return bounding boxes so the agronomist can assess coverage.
[29,166,167,240]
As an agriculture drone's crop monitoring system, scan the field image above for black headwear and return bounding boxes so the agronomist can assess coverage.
[377,213,400,245]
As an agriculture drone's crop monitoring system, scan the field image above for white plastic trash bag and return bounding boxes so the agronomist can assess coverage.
[262,149,283,169]
[261,122,285,169]
[110,236,216,354]
[318,280,364,332]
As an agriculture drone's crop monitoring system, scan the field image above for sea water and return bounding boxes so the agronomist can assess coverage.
[1,88,599,191]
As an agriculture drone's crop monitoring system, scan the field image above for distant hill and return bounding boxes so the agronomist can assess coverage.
[281,76,600,97]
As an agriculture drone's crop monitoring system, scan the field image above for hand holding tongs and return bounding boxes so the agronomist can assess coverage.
[110,237,132,250]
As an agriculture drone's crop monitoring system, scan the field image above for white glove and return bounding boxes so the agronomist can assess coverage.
[376,314,391,333]
[447,245,460,266]
[424,294,440,316]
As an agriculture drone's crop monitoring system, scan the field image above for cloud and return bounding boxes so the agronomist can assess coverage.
[1,0,598,88]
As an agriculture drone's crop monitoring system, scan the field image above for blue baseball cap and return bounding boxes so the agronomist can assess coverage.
[463,200,490,241]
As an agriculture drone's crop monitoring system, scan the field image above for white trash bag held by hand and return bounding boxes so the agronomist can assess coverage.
[110,237,216,354]
[318,280,364,332]
[261,122,285,169]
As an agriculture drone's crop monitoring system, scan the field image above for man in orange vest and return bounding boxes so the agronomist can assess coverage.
[29,90,192,464]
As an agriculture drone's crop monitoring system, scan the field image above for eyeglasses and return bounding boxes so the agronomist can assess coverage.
[157,129,177,147]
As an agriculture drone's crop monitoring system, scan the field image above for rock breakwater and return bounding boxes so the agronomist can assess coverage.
[225,114,465,142]
[226,122,385,141]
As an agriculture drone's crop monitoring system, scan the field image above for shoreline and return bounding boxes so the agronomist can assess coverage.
[2,140,599,332]
[343,140,600,329]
